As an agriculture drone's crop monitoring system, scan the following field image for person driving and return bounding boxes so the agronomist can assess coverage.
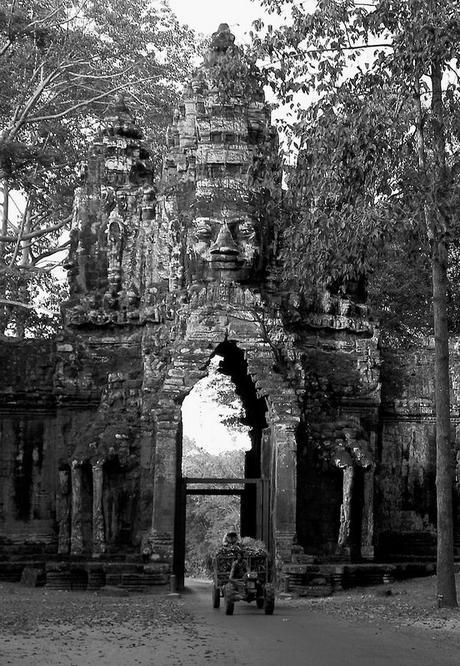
[222,527,239,547]
[229,550,247,580]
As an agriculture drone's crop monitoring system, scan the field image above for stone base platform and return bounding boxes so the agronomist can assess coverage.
[1,558,457,597]
[0,558,171,593]
[281,561,443,597]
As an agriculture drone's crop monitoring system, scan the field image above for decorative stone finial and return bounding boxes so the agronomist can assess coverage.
[206,23,239,67]
[104,94,142,139]
[210,23,236,52]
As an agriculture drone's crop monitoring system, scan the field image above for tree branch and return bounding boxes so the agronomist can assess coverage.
[26,76,159,124]
[2,67,63,142]
[0,297,56,316]
[0,215,72,243]
[33,240,70,264]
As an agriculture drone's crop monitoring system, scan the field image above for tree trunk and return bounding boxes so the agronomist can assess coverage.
[0,177,8,334]
[1,177,8,257]
[431,51,458,608]
[432,239,458,607]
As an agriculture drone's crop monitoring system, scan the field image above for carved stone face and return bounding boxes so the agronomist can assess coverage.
[187,213,259,283]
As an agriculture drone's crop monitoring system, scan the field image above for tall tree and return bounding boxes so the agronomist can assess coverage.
[252,0,460,606]
[0,0,197,336]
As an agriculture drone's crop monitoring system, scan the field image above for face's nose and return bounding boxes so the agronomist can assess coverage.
[210,223,240,260]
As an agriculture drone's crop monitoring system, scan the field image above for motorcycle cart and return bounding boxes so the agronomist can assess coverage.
[212,550,274,616]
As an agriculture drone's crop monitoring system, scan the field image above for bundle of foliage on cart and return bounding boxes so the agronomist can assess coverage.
[205,537,268,577]
[239,537,267,557]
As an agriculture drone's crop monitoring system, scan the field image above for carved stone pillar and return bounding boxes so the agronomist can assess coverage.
[57,468,71,555]
[273,421,297,563]
[92,460,106,556]
[149,413,180,563]
[70,461,83,555]
[106,213,124,298]
[30,446,41,521]
[337,465,354,555]
[360,467,375,560]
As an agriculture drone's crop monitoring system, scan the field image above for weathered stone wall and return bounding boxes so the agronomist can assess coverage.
[294,316,380,561]
[0,329,149,557]
[377,341,460,558]
[2,23,455,577]
[0,340,58,553]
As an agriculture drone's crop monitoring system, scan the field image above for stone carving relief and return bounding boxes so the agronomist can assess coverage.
[186,211,259,284]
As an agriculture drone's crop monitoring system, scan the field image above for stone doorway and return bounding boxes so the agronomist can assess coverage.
[174,477,269,590]
[172,340,270,588]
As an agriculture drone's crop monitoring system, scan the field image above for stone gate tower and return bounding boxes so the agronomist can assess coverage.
[61,23,301,570]
[1,25,388,587]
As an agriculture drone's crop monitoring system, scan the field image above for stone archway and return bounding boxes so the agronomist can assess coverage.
[174,340,270,587]
[144,302,301,576]
[211,340,268,539]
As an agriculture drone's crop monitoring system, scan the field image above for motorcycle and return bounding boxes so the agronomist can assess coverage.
[212,551,275,616]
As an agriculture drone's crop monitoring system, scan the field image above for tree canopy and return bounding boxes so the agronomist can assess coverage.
[0,0,197,336]
[252,0,460,607]
[251,2,460,321]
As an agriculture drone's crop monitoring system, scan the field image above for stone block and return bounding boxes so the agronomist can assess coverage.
[98,586,130,597]
[20,567,46,587]
[167,368,185,377]
[163,377,185,387]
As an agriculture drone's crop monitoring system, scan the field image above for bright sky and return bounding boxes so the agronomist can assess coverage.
[168,0,269,42]
[182,357,251,454]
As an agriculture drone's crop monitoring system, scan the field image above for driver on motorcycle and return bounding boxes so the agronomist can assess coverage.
[222,527,240,548]
[229,550,247,581]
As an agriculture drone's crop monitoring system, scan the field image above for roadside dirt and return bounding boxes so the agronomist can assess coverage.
[0,585,201,665]
[284,572,460,641]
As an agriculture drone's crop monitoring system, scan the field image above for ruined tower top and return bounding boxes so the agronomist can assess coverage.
[209,23,236,54]
[159,23,280,289]
[102,94,143,140]
[63,25,281,327]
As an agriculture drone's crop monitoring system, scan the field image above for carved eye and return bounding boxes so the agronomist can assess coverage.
[195,220,212,241]
[238,220,255,239]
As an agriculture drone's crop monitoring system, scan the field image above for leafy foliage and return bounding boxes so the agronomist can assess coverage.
[252,1,460,337]
[183,435,244,577]
[253,0,460,607]
[0,0,198,336]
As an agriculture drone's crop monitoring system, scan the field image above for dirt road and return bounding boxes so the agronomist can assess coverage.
[0,578,459,665]
[181,580,460,666]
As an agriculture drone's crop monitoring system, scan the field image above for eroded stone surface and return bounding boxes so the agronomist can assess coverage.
[0,24,453,584]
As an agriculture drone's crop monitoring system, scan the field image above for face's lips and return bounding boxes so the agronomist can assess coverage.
[210,254,242,271]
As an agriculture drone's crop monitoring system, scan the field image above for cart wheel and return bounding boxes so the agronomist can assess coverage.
[224,584,234,615]
[212,584,220,609]
[263,584,275,615]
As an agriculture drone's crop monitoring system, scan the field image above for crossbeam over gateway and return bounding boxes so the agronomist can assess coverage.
[183,478,261,495]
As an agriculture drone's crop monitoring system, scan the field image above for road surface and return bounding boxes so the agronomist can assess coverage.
[1,579,459,665]
[172,579,459,666]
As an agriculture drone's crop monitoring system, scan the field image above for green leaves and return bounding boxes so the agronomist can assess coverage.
[0,0,197,336]
[251,0,460,334]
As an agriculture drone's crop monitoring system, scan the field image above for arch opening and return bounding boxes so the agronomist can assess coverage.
[177,340,269,582]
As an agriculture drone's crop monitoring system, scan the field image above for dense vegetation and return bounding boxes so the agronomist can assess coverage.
[183,436,245,577]
[0,0,197,336]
